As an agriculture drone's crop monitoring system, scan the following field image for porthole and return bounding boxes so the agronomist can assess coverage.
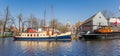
[34,34,36,36]
[27,34,29,36]
[37,34,39,36]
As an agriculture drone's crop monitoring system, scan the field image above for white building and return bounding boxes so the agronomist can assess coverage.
[80,12,108,32]
[109,17,120,31]
[109,17,120,24]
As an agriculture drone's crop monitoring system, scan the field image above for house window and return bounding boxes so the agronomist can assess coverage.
[98,22,101,26]
[99,16,101,18]
[40,34,42,36]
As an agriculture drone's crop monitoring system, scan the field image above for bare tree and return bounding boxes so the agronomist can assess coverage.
[18,14,22,33]
[2,6,10,37]
[57,22,67,33]
[10,17,18,35]
[0,19,4,31]
[27,14,40,29]
[49,19,67,32]
[6,19,13,31]
[49,19,58,29]
[102,10,116,19]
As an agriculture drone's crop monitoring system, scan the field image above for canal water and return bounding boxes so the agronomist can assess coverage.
[0,38,120,56]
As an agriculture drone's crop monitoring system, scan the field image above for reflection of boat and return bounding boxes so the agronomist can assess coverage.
[14,40,71,53]
[14,28,71,41]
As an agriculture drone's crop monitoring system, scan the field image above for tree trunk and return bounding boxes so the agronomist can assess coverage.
[2,6,9,37]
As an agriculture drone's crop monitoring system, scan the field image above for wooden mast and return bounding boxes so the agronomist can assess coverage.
[43,0,46,31]
[44,8,46,28]
[51,2,54,35]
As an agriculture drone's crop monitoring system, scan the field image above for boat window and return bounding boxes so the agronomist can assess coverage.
[27,34,29,36]
[31,34,32,37]
[37,34,39,36]
[40,34,42,36]
[43,34,45,36]
[34,34,36,36]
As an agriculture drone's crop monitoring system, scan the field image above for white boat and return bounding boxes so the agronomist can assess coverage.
[14,28,71,41]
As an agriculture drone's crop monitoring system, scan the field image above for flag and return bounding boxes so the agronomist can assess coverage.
[113,20,118,27]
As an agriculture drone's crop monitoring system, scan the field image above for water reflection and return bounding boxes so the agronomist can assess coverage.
[84,40,113,56]
[14,40,71,56]
[0,38,120,56]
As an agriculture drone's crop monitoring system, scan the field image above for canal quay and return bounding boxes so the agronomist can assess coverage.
[0,37,120,56]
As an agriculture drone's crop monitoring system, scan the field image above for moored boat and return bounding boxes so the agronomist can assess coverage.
[81,25,120,39]
[14,28,71,41]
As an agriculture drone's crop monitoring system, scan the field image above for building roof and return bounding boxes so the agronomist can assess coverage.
[81,12,105,25]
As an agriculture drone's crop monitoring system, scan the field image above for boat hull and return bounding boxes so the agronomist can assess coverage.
[81,32,120,39]
[14,35,71,41]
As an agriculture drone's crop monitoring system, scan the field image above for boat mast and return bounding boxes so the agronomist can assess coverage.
[51,1,54,35]
[44,8,46,27]
[43,0,46,31]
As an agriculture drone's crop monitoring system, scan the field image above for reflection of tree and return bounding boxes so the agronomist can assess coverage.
[102,10,116,19]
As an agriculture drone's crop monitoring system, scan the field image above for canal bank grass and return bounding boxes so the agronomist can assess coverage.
[0,34,13,38]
